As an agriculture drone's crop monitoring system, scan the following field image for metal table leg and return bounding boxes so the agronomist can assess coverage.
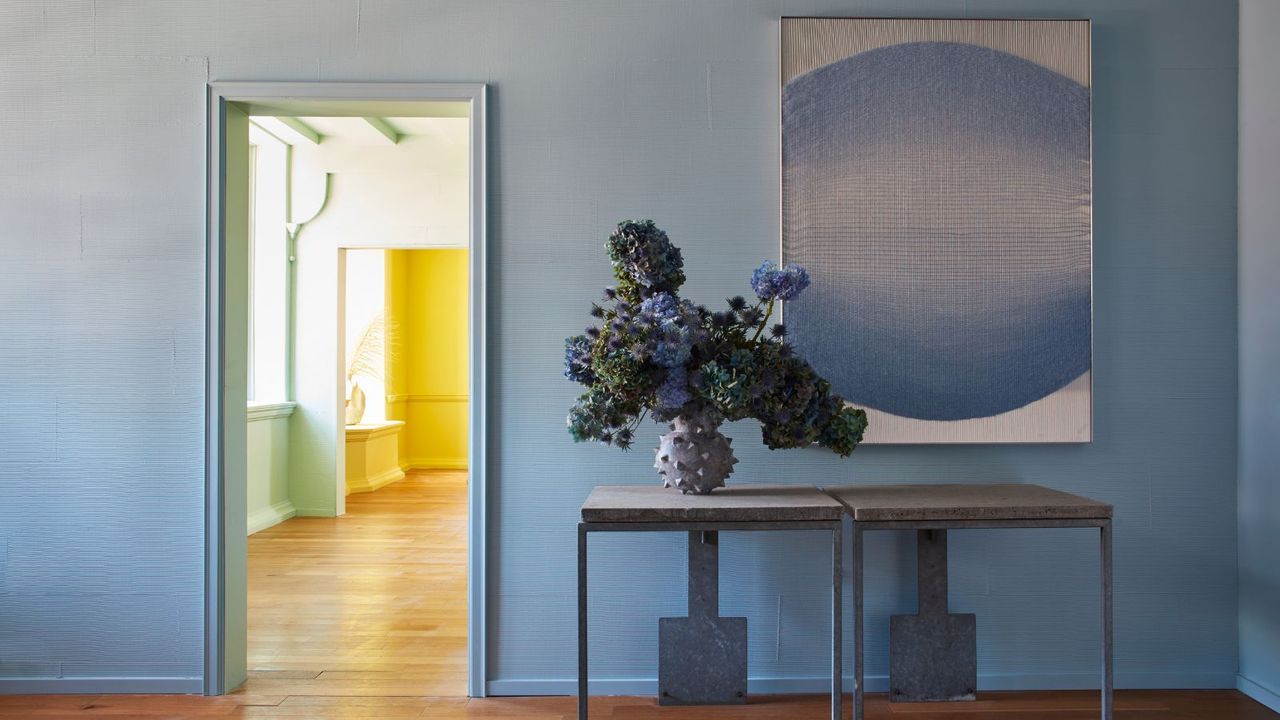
[832,521,843,720]
[578,523,588,720]
[852,522,864,720]
[1101,520,1113,720]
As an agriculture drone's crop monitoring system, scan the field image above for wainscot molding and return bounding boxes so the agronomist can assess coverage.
[402,457,468,471]
[1239,674,1280,713]
[247,500,297,535]
[246,400,297,422]
[386,393,468,404]
[344,420,406,441]
[487,671,1240,697]
[0,677,204,695]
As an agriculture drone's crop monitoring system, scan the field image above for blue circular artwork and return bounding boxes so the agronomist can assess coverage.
[783,41,1091,421]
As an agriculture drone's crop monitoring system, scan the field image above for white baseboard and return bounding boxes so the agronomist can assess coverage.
[1239,674,1280,713]
[488,671,1239,697]
[247,500,297,535]
[0,677,203,694]
[402,457,467,471]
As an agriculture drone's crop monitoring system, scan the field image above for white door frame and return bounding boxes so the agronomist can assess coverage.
[205,82,487,696]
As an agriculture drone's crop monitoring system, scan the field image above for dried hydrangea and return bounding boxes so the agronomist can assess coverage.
[750,260,811,301]
[565,220,866,456]
[606,220,685,300]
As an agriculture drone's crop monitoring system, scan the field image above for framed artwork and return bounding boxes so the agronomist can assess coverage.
[781,17,1092,443]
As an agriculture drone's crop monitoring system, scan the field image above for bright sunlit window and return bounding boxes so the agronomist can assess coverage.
[248,124,288,403]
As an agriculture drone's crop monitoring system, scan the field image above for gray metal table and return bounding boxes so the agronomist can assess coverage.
[579,484,845,720]
[825,483,1114,720]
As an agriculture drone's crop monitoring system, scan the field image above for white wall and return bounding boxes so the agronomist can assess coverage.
[1238,0,1280,712]
[288,121,469,517]
[344,248,388,423]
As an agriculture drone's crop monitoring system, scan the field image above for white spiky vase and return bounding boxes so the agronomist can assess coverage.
[654,412,738,495]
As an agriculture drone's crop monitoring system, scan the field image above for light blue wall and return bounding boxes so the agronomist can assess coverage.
[0,0,1239,694]
[1237,0,1280,712]
[486,0,1239,694]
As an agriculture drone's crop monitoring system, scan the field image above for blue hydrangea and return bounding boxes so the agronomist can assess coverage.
[640,292,680,320]
[607,220,686,293]
[652,323,693,367]
[656,366,691,411]
[750,261,811,301]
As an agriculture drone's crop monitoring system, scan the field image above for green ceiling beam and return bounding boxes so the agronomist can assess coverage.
[363,117,401,144]
[278,116,322,145]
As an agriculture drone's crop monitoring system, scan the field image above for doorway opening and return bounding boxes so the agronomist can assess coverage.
[206,84,486,698]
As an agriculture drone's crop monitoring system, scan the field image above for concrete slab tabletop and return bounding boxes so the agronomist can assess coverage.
[823,483,1112,522]
[581,484,845,523]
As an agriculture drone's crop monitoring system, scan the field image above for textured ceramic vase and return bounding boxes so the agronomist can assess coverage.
[654,413,738,495]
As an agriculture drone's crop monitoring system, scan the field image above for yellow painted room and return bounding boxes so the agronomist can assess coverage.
[383,248,470,476]
[343,248,469,494]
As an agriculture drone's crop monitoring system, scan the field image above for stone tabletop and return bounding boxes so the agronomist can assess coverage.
[581,484,845,523]
[822,483,1112,522]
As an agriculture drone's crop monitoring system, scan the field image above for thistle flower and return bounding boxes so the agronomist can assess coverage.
[728,296,748,311]
[770,323,788,338]
[563,335,595,385]
[616,427,635,450]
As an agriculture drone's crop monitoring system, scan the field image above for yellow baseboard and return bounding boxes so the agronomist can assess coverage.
[346,466,405,494]
[401,457,468,471]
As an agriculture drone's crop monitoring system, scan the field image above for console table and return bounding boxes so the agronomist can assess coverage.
[578,484,845,720]
[824,483,1114,720]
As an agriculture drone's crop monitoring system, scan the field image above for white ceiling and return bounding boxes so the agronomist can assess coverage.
[250,116,468,146]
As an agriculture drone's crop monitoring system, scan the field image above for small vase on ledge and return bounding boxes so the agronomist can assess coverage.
[654,412,738,495]
[345,379,367,425]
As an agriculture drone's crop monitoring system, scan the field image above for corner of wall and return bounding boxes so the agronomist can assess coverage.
[1238,674,1280,713]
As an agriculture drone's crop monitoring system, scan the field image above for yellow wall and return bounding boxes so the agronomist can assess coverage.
[386,248,469,469]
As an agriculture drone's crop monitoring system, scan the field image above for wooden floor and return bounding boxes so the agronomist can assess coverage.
[1,691,1276,719]
[3,471,1277,718]
[245,469,470,699]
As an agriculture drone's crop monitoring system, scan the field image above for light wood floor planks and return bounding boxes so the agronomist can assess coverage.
[244,468,470,699]
[3,470,1277,718]
[1,691,1278,719]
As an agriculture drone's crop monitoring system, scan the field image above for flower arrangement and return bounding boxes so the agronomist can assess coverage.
[564,220,868,493]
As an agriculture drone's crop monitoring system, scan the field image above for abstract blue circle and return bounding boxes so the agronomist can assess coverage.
[783,42,1091,421]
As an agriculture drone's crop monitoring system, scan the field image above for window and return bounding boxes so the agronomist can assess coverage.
[248,125,289,403]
